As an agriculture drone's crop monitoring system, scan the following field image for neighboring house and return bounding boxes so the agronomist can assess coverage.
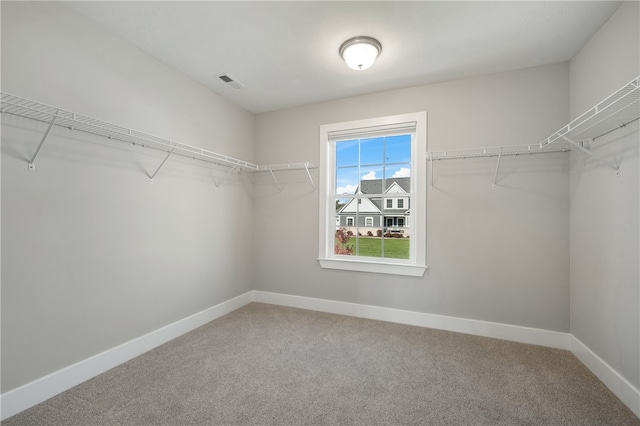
[336,177,410,236]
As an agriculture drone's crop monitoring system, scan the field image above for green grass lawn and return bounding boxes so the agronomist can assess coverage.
[343,236,409,259]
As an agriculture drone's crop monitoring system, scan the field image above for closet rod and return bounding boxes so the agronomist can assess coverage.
[540,75,639,147]
[0,92,316,185]
[426,75,639,163]
[0,93,258,171]
[427,142,572,161]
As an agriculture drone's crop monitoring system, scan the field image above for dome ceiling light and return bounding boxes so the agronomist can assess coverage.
[339,36,382,71]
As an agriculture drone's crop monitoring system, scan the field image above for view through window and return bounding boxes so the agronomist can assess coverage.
[334,134,412,259]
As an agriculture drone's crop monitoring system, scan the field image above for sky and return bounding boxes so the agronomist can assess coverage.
[335,134,411,195]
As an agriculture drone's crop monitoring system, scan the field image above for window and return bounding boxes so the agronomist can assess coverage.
[335,216,340,226]
[318,112,427,276]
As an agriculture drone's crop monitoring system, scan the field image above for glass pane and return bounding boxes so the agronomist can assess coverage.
[385,134,411,164]
[384,164,411,221]
[336,167,359,195]
[360,137,384,166]
[357,235,381,258]
[360,166,383,194]
[384,163,411,182]
[348,198,380,258]
[336,139,359,167]
[334,226,354,256]
[336,198,351,215]
[382,210,410,260]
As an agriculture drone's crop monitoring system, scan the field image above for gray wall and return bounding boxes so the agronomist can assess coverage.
[1,2,255,392]
[569,2,639,389]
[254,63,571,332]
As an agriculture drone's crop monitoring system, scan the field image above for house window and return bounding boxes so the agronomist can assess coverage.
[318,112,427,277]
[335,216,340,226]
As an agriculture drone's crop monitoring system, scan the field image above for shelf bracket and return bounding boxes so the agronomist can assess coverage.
[560,135,620,175]
[304,163,317,191]
[214,165,238,188]
[492,147,503,189]
[28,113,58,171]
[149,145,177,184]
[429,157,435,189]
[269,169,283,192]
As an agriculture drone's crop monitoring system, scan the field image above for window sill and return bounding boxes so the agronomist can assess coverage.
[318,258,428,277]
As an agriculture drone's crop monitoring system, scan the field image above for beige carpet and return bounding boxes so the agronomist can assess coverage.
[3,302,639,425]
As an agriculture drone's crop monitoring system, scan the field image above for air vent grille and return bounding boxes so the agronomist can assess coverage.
[217,74,243,89]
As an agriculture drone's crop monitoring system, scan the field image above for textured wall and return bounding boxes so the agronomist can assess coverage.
[569,1,640,389]
[1,2,255,392]
[254,63,571,333]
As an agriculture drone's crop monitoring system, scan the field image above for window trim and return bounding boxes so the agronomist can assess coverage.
[318,112,427,277]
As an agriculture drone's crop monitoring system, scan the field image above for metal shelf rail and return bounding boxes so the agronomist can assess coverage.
[427,142,573,189]
[0,92,316,190]
[427,75,640,188]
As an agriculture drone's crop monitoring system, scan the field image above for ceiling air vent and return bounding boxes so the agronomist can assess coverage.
[217,74,244,89]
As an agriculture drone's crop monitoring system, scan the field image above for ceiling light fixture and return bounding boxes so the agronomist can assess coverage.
[339,36,382,71]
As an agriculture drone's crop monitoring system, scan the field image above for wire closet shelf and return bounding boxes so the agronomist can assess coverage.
[0,92,316,188]
[427,75,640,162]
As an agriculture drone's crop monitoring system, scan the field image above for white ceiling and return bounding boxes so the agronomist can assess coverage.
[64,1,620,114]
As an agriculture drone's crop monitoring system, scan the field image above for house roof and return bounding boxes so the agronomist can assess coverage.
[359,177,410,195]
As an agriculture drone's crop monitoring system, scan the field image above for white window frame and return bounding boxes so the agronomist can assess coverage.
[365,217,374,227]
[318,111,427,277]
[346,217,355,227]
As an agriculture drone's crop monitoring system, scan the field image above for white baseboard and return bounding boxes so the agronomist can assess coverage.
[0,291,253,421]
[251,291,572,350]
[571,335,640,417]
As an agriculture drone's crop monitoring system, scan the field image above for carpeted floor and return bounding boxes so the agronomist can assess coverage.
[3,302,639,425]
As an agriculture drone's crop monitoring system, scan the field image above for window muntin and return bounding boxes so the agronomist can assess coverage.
[334,135,411,259]
[319,112,427,277]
